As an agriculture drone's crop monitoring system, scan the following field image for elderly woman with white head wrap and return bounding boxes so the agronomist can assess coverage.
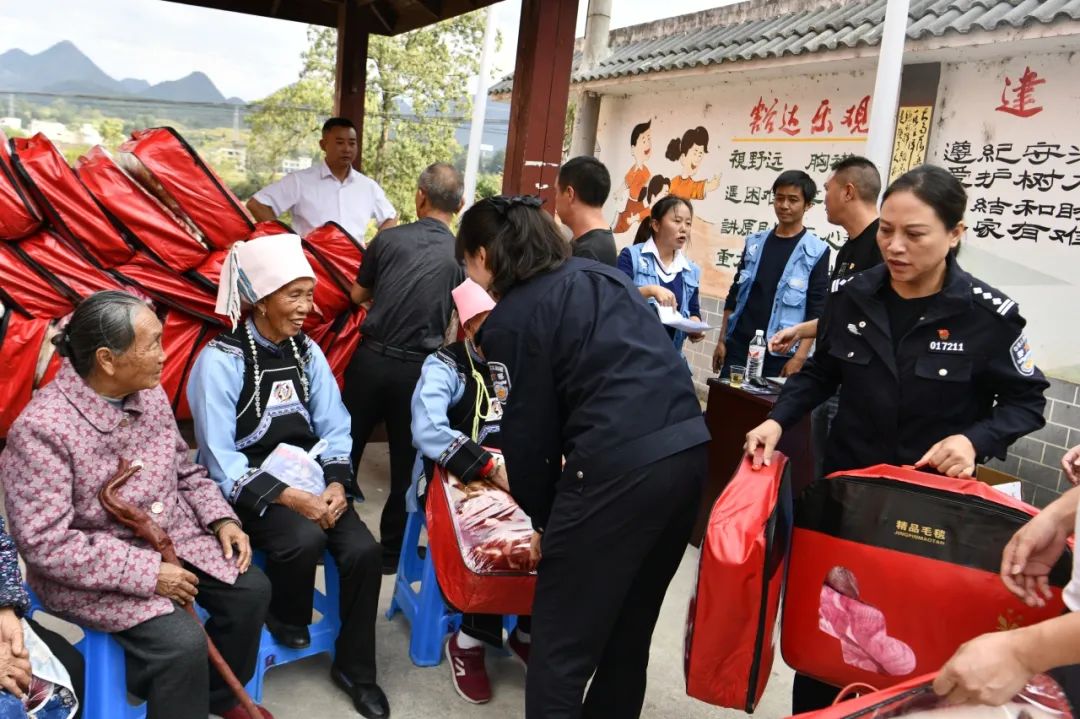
[187,234,389,719]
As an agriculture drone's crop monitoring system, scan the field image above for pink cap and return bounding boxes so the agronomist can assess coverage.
[452,278,496,327]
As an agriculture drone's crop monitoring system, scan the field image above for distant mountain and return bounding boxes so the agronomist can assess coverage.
[118,78,151,93]
[0,40,123,95]
[139,71,225,103]
[0,41,240,103]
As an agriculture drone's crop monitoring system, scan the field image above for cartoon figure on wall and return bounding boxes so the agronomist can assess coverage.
[613,119,655,234]
[667,126,721,201]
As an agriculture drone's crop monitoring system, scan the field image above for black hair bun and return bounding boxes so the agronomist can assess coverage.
[51,331,71,358]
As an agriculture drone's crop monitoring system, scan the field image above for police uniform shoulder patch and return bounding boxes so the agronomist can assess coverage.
[1010,333,1036,376]
[488,362,511,403]
[971,283,1018,318]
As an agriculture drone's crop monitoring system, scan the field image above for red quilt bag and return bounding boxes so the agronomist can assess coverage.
[427,462,537,615]
[120,128,253,249]
[112,254,222,325]
[10,134,134,268]
[0,242,74,319]
[15,231,124,302]
[304,243,354,321]
[77,146,208,273]
[159,309,217,421]
[315,309,364,390]
[0,130,42,240]
[788,672,1073,718]
[0,311,51,437]
[304,222,365,287]
[685,452,792,711]
[782,465,1071,692]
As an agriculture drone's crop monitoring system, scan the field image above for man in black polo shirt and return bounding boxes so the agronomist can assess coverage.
[555,156,618,266]
[345,162,464,572]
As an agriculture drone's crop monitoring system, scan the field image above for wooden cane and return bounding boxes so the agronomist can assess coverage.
[99,459,263,719]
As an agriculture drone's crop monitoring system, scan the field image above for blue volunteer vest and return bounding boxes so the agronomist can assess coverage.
[725,228,828,357]
[626,243,702,354]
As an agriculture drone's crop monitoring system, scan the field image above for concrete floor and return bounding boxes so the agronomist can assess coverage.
[254,444,796,719]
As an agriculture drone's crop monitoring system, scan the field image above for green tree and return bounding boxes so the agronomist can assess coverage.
[475,172,502,200]
[247,12,488,222]
[97,118,126,149]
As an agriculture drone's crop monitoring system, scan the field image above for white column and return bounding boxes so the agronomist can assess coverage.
[463,6,499,209]
[865,0,912,189]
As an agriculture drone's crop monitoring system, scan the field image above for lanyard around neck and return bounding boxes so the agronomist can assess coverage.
[465,341,492,443]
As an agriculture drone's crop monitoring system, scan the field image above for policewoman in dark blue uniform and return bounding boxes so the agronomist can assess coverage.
[746,165,1050,712]
[457,195,709,719]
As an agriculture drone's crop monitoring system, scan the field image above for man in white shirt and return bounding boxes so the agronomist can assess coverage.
[247,117,398,239]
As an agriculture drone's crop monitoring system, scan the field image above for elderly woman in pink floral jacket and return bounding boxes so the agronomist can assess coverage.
[0,292,274,719]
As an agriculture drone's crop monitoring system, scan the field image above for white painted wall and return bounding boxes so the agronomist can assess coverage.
[929,51,1080,381]
[595,67,874,302]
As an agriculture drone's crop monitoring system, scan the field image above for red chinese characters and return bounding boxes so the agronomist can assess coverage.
[996,66,1045,118]
[749,97,778,134]
[811,99,834,134]
[841,95,871,134]
[779,103,801,136]
[749,95,869,136]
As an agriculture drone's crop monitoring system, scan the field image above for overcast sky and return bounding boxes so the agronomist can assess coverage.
[0,0,737,101]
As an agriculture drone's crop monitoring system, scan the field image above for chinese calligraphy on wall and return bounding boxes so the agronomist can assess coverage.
[749,95,871,136]
[890,106,933,183]
[945,140,1080,246]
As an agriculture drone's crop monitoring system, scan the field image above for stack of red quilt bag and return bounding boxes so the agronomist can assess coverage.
[0,127,366,435]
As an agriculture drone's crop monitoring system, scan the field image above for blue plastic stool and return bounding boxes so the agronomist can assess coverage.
[77,629,147,719]
[386,509,461,666]
[26,588,147,719]
[386,510,522,666]
[246,549,340,703]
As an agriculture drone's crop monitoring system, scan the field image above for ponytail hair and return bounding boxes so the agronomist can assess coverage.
[634,195,694,245]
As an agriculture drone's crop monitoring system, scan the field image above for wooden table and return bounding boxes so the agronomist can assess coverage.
[692,377,814,546]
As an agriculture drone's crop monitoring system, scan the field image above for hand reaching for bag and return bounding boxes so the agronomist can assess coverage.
[487,462,511,494]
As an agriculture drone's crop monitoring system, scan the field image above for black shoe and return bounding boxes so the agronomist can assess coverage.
[331,666,390,718]
[265,614,310,649]
[417,545,427,561]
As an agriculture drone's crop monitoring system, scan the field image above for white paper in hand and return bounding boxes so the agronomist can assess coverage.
[656,305,712,333]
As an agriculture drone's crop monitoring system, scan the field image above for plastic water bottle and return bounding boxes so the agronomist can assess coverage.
[747,330,766,379]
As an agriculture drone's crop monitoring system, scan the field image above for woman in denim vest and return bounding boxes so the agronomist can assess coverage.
[616,195,705,355]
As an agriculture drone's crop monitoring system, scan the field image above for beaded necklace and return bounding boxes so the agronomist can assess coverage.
[244,321,310,418]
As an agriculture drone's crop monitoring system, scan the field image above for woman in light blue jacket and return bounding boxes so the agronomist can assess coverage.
[616,195,705,355]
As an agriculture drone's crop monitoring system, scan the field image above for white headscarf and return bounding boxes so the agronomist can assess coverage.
[215,234,316,329]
